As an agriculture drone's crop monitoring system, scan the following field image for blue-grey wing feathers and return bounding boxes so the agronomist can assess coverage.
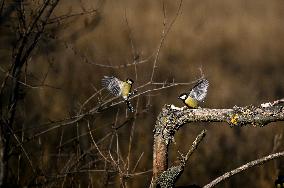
[189,79,209,101]
[101,76,122,96]
[102,76,135,112]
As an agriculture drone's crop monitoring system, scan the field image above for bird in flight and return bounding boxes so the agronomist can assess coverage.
[178,79,209,108]
[102,76,135,112]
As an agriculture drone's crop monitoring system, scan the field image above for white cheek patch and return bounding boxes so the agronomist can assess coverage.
[180,95,187,100]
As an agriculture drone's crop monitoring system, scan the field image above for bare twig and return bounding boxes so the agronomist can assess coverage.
[48,9,97,24]
[0,66,60,90]
[5,125,35,173]
[87,120,109,162]
[132,152,144,173]
[179,129,207,165]
[203,151,284,188]
[93,81,195,113]
[152,130,207,188]
[150,0,183,82]
[64,41,153,69]
[261,98,284,108]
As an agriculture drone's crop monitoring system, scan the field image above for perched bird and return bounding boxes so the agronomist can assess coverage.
[102,76,135,112]
[178,79,209,108]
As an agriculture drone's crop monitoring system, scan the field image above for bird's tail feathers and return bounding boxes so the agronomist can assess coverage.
[125,100,134,112]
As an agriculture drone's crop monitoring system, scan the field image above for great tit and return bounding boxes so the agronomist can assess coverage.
[102,76,135,112]
[178,79,209,108]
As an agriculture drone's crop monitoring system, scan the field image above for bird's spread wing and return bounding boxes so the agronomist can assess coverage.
[189,79,209,101]
[102,76,123,96]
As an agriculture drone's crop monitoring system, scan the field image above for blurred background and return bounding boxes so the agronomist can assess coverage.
[1,0,284,187]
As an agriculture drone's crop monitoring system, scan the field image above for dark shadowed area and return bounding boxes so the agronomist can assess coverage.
[0,0,284,187]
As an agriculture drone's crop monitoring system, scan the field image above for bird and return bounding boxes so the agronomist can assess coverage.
[101,76,135,112]
[178,79,209,108]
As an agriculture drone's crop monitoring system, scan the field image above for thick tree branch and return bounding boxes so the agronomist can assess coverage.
[151,102,284,186]
[154,130,207,188]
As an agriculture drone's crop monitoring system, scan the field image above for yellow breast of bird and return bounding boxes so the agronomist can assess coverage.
[121,82,131,98]
[185,96,198,108]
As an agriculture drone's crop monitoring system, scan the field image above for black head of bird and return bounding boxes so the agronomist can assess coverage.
[126,78,134,85]
[178,93,188,100]
[178,79,209,108]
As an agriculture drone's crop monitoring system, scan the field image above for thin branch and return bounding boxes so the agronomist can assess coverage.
[86,120,110,162]
[203,151,284,188]
[179,129,207,165]
[64,41,153,69]
[79,88,103,113]
[89,58,151,68]
[47,9,97,24]
[5,125,35,173]
[150,0,183,82]
[124,8,138,81]
[0,66,60,89]
[52,169,151,178]
[16,80,199,147]
[132,152,144,173]
[153,130,207,188]
[94,81,195,113]
[261,98,284,108]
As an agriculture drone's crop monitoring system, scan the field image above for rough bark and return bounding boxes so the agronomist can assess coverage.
[151,104,284,187]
